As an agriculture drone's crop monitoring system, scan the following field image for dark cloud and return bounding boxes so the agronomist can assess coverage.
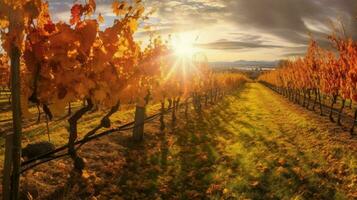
[233,33,267,43]
[196,39,285,50]
[223,0,357,45]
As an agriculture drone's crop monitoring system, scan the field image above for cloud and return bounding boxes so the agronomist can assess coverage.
[282,52,306,57]
[46,0,357,61]
[221,0,357,45]
[196,39,285,50]
[144,0,357,56]
[148,0,225,27]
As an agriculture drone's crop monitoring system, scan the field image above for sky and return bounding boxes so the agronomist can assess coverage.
[48,0,357,62]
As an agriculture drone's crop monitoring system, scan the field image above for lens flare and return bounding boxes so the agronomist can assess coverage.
[171,32,198,58]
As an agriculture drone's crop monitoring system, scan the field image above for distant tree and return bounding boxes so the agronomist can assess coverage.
[277,59,290,68]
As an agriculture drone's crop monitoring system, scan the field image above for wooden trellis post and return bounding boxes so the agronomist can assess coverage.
[133,106,146,141]
[3,11,23,199]
[132,93,150,142]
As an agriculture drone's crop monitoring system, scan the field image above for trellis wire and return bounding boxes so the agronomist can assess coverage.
[20,99,194,173]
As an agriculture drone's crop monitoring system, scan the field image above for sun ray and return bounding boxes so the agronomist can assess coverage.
[171,32,198,58]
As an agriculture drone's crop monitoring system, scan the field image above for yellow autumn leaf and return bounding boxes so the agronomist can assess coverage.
[82,170,92,179]
[222,188,229,194]
[114,44,127,58]
[128,18,138,32]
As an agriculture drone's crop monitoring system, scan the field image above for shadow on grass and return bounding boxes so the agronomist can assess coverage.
[43,84,345,199]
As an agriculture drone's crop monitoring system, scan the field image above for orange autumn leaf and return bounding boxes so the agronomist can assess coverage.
[98,13,104,24]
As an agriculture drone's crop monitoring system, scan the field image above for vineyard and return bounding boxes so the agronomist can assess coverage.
[259,35,357,134]
[0,0,357,200]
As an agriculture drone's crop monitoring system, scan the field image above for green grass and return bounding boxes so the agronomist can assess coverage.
[139,83,355,200]
[14,83,357,199]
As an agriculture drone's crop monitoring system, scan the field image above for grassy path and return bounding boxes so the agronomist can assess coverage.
[142,82,356,200]
[21,83,356,200]
[180,82,357,200]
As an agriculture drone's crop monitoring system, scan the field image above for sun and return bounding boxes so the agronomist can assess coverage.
[171,32,198,58]
[174,41,194,57]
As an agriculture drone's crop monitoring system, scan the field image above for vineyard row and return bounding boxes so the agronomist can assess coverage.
[259,32,357,136]
[262,82,357,135]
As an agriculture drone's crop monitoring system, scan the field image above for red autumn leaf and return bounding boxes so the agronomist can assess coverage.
[70,4,84,25]
[44,21,56,34]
